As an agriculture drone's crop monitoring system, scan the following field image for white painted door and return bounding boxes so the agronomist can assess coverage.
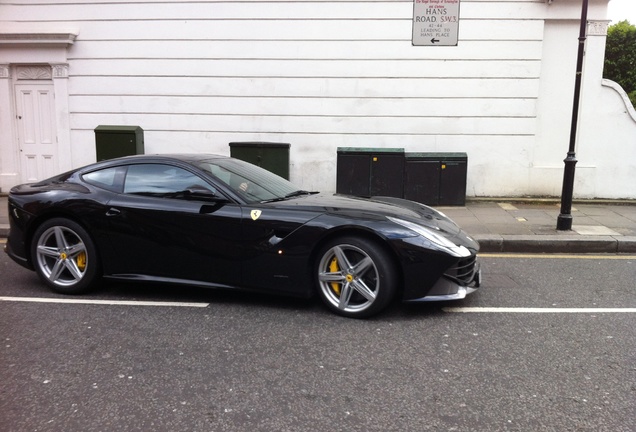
[14,83,58,183]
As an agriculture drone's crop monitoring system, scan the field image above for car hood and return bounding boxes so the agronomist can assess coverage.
[271,193,462,236]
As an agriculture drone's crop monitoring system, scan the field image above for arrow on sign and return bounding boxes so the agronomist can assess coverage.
[430,38,440,44]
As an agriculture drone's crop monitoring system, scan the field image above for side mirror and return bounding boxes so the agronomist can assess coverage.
[185,186,228,202]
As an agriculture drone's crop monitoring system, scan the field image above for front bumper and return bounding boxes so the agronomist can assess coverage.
[406,259,481,302]
[4,239,32,270]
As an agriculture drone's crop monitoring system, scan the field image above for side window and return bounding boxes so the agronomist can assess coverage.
[123,164,218,197]
[83,166,125,193]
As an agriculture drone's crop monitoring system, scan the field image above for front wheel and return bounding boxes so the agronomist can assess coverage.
[315,236,398,318]
[31,218,101,294]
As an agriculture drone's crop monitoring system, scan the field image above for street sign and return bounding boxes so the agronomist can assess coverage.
[412,0,461,46]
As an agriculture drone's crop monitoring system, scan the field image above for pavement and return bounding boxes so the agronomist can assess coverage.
[439,199,636,253]
[1,195,635,253]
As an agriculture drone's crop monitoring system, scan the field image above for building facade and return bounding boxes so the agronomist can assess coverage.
[1,0,634,198]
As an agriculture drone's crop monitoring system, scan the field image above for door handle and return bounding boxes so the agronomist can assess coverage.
[106,208,121,217]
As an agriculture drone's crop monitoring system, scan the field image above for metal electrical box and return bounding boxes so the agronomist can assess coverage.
[404,152,467,206]
[229,142,291,180]
[94,125,144,161]
[336,148,405,197]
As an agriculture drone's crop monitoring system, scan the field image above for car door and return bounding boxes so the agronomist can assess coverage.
[239,203,322,295]
[103,163,243,287]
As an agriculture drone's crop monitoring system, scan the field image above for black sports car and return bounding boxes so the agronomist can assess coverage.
[5,154,481,318]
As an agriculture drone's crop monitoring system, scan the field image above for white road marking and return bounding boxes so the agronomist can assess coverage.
[443,307,636,313]
[481,253,635,260]
[0,296,209,308]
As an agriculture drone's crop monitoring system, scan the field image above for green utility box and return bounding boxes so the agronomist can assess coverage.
[336,148,405,197]
[404,152,467,206]
[229,142,291,180]
[95,125,144,161]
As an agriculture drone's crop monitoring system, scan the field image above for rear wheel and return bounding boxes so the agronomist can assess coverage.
[31,218,100,294]
[315,236,397,318]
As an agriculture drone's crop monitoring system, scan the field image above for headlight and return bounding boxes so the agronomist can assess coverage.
[387,216,471,258]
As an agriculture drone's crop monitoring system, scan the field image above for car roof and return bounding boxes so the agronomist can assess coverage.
[107,153,229,163]
[81,153,231,170]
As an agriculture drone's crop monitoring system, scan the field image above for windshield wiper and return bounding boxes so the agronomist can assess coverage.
[260,190,318,203]
[284,190,319,198]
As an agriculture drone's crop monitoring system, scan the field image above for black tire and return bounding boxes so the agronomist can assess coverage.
[315,236,397,318]
[31,218,101,294]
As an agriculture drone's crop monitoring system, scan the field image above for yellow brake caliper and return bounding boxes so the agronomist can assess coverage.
[76,251,87,271]
[329,257,341,295]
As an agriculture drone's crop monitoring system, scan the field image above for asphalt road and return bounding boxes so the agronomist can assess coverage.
[1,249,634,432]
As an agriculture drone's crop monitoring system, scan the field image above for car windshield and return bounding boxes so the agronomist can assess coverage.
[194,157,303,203]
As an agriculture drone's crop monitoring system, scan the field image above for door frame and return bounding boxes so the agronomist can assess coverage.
[0,28,77,192]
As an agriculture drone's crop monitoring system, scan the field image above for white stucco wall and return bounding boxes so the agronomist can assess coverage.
[576,33,636,199]
[0,0,634,198]
[533,9,636,199]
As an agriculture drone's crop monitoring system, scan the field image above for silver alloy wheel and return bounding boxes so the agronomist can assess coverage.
[35,225,88,287]
[317,243,380,314]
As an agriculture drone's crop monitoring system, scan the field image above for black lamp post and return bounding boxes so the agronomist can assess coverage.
[556,0,589,231]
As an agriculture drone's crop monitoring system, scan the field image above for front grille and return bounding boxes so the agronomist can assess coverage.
[445,255,478,286]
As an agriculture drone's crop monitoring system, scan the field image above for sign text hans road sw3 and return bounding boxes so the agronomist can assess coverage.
[412,0,461,46]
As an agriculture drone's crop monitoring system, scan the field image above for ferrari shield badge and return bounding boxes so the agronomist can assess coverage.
[251,210,262,221]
